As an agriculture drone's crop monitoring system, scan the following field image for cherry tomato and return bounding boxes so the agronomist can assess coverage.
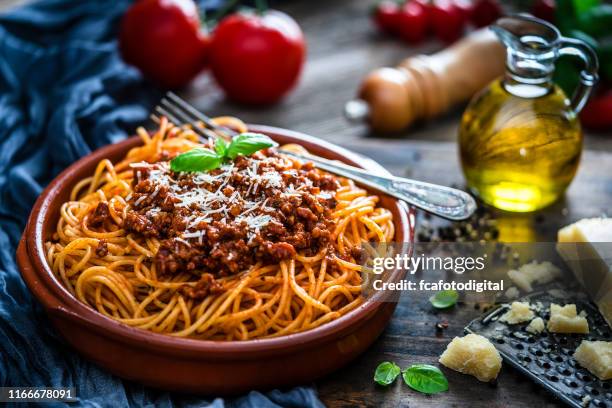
[430,0,465,43]
[210,10,306,105]
[470,0,502,28]
[453,0,474,21]
[119,0,210,89]
[580,90,612,130]
[531,0,555,23]
[397,1,429,44]
[373,1,403,35]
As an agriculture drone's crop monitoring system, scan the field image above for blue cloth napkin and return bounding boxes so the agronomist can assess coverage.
[0,1,324,407]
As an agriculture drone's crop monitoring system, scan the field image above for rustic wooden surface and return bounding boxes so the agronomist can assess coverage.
[314,142,611,408]
[2,0,610,407]
[189,0,612,406]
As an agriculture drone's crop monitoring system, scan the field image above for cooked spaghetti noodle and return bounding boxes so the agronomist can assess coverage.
[45,117,395,340]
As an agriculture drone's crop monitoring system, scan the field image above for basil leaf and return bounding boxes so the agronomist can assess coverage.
[374,361,401,386]
[226,132,278,159]
[429,289,459,309]
[170,148,222,172]
[214,137,228,157]
[402,364,449,394]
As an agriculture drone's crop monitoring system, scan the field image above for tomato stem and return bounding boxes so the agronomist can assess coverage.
[208,0,241,25]
[255,0,268,15]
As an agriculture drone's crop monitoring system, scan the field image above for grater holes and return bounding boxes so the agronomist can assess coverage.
[593,400,607,408]
[563,379,578,388]
[572,390,584,400]
[602,383,610,389]
[585,386,599,396]
[557,366,571,376]
[546,372,559,382]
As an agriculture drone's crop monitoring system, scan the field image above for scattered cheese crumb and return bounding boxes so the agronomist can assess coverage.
[582,395,592,407]
[526,317,545,334]
[439,333,502,382]
[573,340,612,380]
[547,304,589,334]
[504,287,520,300]
[500,302,534,324]
[507,261,562,292]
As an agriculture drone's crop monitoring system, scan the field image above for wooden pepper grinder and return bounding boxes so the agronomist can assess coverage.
[345,28,506,132]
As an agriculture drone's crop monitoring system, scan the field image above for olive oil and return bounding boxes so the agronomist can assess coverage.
[459,15,598,212]
[459,79,582,212]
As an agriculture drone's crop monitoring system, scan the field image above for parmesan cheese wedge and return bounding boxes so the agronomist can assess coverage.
[573,340,612,380]
[557,218,612,327]
[547,304,589,334]
[499,301,534,324]
[439,333,502,382]
[526,317,545,334]
[506,261,562,292]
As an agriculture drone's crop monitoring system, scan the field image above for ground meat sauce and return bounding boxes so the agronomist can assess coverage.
[123,150,339,298]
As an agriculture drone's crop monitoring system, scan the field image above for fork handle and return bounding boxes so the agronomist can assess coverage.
[387,178,476,221]
[281,150,476,221]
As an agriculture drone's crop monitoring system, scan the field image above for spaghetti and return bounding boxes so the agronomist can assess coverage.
[45,117,395,340]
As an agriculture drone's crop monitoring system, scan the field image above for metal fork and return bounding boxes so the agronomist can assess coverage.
[152,92,477,221]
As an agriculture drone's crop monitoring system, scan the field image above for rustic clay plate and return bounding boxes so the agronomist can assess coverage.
[17,124,414,394]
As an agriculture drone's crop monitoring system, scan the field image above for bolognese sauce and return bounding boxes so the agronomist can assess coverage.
[122,150,340,296]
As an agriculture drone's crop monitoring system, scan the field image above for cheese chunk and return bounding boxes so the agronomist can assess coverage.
[573,340,612,380]
[557,218,612,326]
[439,333,502,382]
[500,302,534,324]
[526,317,545,334]
[507,261,562,292]
[505,287,520,300]
[547,304,589,334]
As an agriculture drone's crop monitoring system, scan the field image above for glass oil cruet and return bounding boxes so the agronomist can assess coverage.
[459,15,598,212]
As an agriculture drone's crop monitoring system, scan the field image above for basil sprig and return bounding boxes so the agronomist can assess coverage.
[429,289,459,309]
[374,361,401,386]
[402,364,449,394]
[170,132,277,172]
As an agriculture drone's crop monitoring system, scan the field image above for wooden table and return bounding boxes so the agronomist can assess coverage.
[3,0,609,406]
[186,1,612,407]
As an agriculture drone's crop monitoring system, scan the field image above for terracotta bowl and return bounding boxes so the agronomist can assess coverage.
[17,125,414,395]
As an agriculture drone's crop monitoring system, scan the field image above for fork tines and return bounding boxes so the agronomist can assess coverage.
[151,91,237,140]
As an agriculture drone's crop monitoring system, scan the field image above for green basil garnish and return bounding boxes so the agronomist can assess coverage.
[402,364,449,394]
[214,136,228,157]
[225,133,278,160]
[170,132,277,173]
[374,361,401,386]
[170,147,222,172]
[429,289,459,309]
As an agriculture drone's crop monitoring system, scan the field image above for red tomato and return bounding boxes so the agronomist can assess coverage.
[531,0,555,23]
[373,1,403,35]
[453,0,474,21]
[431,0,465,43]
[397,1,429,44]
[211,10,306,104]
[580,91,612,130]
[210,10,306,105]
[470,0,502,28]
[119,0,210,89]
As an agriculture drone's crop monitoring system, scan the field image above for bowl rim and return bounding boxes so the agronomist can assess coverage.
[21,124,413,358]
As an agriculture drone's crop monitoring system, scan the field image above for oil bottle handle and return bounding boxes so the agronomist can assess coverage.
[558,37,599,113]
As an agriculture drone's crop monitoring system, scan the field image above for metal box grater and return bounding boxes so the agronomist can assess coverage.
[466,291,611,408]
